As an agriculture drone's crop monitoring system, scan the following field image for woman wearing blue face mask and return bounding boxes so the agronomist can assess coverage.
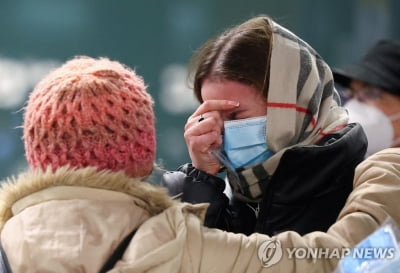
[162,15,368,236]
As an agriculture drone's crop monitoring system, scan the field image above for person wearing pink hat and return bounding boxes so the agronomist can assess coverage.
[0,56,176,272]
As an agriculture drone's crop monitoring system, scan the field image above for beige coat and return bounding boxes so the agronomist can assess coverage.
[1,148,400,273]
[0,166,175,273]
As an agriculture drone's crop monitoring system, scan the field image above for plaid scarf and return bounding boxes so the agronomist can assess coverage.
[228,18,349,202]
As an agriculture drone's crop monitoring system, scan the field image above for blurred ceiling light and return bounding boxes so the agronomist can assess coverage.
[159,64,199,114]
[0,57,60,109]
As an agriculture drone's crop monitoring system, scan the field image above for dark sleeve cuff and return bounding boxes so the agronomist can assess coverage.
[161,163,230,228]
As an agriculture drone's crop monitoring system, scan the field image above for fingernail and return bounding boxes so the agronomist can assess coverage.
[228,101,240,107]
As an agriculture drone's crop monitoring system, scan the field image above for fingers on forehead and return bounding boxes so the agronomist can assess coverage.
[194,100,239,115]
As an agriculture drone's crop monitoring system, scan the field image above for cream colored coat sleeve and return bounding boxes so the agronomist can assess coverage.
[112,148,400,273]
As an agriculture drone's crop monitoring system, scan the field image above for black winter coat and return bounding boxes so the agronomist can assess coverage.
[162,123,367,236]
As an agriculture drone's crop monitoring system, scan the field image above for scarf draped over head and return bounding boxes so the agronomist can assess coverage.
[229,18,349,201]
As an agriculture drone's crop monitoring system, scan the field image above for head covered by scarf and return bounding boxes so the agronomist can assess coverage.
[229,18,349,201]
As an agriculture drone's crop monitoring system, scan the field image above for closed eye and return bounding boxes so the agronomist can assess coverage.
[224,109,248,120]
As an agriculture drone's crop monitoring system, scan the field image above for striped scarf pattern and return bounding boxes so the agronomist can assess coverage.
[229,18,349,202]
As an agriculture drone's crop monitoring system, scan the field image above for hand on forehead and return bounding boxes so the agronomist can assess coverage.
[200,79,267,120]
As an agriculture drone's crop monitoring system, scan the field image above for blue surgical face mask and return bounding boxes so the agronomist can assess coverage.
[223,116,274,169]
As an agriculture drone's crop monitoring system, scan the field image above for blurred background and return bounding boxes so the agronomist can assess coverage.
[0,0,399,180]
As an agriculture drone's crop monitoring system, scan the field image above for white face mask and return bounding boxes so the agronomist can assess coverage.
[344,99,400,156]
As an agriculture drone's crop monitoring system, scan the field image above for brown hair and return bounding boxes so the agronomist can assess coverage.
[188,15,273,102]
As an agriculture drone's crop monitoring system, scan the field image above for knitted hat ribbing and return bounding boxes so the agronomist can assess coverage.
[23,56,155,178]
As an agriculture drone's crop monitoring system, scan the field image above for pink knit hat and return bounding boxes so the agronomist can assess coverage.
[23,56,156,178]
